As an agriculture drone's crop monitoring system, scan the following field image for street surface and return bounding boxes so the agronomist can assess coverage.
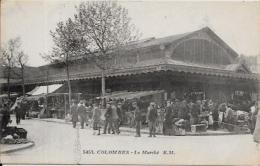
[1,116,259,165]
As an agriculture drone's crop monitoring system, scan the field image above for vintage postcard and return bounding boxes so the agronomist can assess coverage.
[0,0,260,165]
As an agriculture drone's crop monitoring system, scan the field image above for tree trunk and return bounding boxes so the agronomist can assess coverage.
[66,63,72,115]
[101,70,106,97]
[7,66,11,100]
[21,66,25,96]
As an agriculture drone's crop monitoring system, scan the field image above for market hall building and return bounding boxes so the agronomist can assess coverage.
[21,27,258,104]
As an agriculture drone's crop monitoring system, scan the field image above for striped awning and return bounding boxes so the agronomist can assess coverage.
[27,84,63,96]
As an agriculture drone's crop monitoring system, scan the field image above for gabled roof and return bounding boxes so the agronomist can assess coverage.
[125,27,239,60]
[125,31,193,50]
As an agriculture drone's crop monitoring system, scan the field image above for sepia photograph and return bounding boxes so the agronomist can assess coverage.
[0,0,260,165]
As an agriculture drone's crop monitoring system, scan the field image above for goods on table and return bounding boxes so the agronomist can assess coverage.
[191,124,207,133]
[173,126,186,136]
[1,137,29,144]
[2,126,27,139]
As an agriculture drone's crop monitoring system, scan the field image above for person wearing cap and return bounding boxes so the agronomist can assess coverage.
[191,100,200,125]
[164,100,173,135]
[14,102,22,125]
[116,102,123,134]
[78,100,87,129]
[103,102,114,134]
[211,103,219,130]
[133,101,142,137]
[253,104,260,145]
[249,101,257,134]
[71,101,79,128]
[0,103,11,129]
[110,101,119,134]
[157,104,164,134]
[92,102,102,135]
[225,104,234,131]
[147,102,158,137]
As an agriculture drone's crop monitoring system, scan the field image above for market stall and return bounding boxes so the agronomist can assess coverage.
[22,84,81,119]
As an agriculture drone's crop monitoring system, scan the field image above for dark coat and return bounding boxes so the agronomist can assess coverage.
[134,107,142,121]
[212,108,219,121]
[178,103,189,120]
[191,103,200,118]
[117,107,122,120]
[78,105,87,119]
[147,107,158,122]
[14,106,21,116]
[71,105,78,122]
[104,106,112,120]
[92,107,101,122]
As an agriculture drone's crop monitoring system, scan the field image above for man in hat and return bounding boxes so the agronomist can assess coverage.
[225,104,234,131]
[110,101,119,134]
[164,100,173,135]
[92,102,102,135]
[103,101,114,134]
[78,100,87,129]
[253,105,260,144]
[14,102,22,125]
[147,102,158,137]
[133,101,142,137]
[116,102,123,134]
[71,100,78,128]
[1,103,11,129]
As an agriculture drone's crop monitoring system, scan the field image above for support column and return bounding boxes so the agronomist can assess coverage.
[159,72,172,100]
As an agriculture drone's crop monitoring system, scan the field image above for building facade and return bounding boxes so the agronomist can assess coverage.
[14,27,258,103]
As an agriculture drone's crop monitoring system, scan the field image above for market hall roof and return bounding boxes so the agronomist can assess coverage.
[23,27,258,85]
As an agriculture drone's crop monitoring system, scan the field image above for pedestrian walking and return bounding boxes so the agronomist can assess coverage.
[133,101,142,137]
[20,100,27,120]
[253,107,260,144]
[147,102,158,137]
[157,105,164,134]
[225,104,234,131]
[163,100,173,135]
[85,104,92,127]
[116,102,123,134]
[249,102,257,134]
[190,100,200,125]
[103,102,113,134]
[212,104,219,130]
[14,102,22,125]
[71,101,78,128]
[92,102,102,135]
[78,100,87,129]
[111,101,119,134]
[0,103,11,129]
[179,100,190,121]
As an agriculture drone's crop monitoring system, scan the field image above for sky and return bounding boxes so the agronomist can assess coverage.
[1,0,260,67]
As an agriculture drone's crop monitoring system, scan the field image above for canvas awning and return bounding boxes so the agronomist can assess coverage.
[27,84,63,96]
[0,93,18,98]
[98,90,165,100]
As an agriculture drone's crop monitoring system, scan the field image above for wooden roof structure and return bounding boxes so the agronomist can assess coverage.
[22,27,258,85]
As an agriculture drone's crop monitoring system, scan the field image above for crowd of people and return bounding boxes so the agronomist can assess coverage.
[67,97,258,138]
[0,96,259,142]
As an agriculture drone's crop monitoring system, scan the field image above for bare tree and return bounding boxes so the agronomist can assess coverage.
[74,1,140,97]
[42,18,85,111]
[0,37,21,99]
[16,51,28,96]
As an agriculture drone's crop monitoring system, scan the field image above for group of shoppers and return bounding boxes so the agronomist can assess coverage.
[70,100,122,136]
[62,97,259,145]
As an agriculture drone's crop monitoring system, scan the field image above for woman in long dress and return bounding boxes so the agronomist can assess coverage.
[253,109,260,144]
